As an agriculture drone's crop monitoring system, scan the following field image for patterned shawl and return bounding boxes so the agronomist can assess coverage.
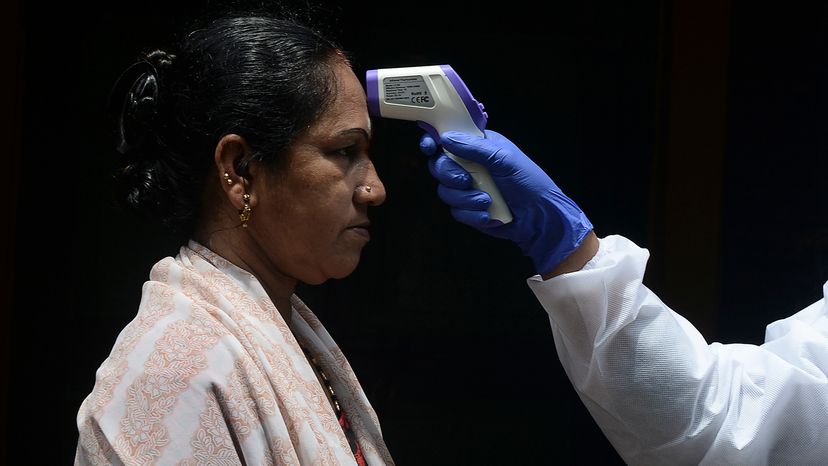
[75,241,394,465]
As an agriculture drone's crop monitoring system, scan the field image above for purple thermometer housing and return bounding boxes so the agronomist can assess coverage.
[365,64,513,224]
[365,65,488,143]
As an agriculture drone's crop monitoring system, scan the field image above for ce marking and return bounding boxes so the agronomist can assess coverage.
[411,95,431,104]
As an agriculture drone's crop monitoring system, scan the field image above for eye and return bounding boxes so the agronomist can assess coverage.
[330,144,359,159]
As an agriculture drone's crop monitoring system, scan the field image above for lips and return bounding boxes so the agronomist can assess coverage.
[346,222,371,241]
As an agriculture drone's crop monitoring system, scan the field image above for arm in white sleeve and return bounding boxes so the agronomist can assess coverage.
[528,235,828,465]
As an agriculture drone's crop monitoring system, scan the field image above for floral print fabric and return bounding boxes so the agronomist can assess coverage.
[75,241,393,465]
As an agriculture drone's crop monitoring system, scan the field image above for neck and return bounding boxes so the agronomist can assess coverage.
[192,225,297,321]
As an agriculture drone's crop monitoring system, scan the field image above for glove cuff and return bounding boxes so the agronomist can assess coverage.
[529,210,593,276]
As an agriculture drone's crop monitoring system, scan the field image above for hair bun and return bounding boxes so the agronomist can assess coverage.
[110,49,176,156]
[146,49,176,70]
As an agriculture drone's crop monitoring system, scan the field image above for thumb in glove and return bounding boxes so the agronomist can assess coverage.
[419,129,593,275]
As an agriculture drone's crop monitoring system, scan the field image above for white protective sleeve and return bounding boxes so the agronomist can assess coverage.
[527,235,828,465]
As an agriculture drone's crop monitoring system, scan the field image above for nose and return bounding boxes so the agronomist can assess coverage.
[354,161,386,207]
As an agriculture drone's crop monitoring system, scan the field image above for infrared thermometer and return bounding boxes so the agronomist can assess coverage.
[366,65,513,224]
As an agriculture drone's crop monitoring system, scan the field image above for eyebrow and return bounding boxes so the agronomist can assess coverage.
[336,127,371,140]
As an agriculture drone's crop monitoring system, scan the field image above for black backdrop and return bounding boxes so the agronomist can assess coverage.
[8,1,828,465]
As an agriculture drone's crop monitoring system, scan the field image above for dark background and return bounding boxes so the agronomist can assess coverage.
[4,0,828,464]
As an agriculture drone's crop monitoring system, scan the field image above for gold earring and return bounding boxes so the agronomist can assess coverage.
[239,193,252,227]
[223,172,233,185]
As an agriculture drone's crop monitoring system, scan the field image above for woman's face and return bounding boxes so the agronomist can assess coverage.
[251,60,386,285]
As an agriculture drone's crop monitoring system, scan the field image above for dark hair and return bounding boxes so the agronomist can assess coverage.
[110,11,348,233]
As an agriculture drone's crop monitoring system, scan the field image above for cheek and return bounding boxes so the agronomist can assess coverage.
[270,190,348,247]
[260,166,359,253]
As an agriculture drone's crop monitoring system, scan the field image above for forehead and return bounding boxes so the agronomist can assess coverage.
[308,62,369,134]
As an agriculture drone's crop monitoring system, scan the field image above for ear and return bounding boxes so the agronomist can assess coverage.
[213,134,257,210]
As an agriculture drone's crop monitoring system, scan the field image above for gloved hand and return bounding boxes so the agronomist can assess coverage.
[419,129,593,275]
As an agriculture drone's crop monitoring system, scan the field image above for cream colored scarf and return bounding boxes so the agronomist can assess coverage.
[76,241,394,465]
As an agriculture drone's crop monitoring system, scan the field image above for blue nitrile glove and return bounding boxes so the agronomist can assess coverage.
[419,129,593,275]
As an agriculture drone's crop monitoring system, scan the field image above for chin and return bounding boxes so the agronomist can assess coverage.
[305,257,361,284]
[330,264,360,280]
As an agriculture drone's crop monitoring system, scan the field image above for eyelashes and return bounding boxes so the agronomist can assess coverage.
[332,144,358,158]
[330,144,373,162]
[325,135,372,162]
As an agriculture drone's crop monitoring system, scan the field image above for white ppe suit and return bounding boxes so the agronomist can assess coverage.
[528,235,828,465]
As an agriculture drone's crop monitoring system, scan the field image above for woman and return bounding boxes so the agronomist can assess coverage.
[76,12,393,465]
